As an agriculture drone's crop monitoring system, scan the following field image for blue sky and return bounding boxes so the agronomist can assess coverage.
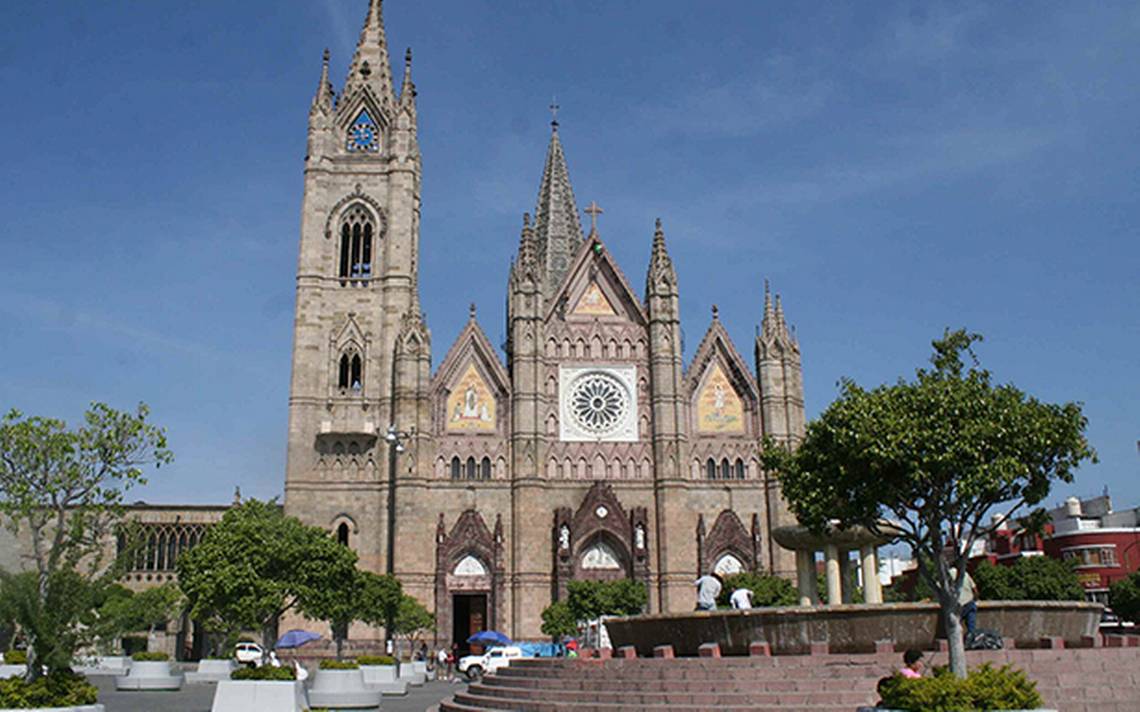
[0,1,1136,508]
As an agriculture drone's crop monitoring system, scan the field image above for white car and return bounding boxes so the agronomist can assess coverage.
[457,646,527,680]
[234,642,264,666]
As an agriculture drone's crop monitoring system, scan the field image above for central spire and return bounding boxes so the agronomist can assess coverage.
[532,121,584,296]
[342,0,395,108]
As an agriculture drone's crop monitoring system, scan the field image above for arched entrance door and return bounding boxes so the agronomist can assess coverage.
[435,511,503,653]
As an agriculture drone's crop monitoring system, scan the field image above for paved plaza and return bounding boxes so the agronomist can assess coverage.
[91,674,463,712]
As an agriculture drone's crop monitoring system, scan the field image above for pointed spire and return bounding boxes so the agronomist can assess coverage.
[517,212,538,274]
[533,121,584,295]
[762,280,775,337]
[311,48,333,114]
[399,47,417,107]
[343,0,395,107]
[468,302,477,321]
[775,294,785,333]
[647,217,676,298]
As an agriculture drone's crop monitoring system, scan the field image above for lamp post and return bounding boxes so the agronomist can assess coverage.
[384,424,410,654]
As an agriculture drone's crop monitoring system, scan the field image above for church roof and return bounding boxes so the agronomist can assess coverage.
[431,306,509,397]
[533,123,585,297]
[686,308,760,404]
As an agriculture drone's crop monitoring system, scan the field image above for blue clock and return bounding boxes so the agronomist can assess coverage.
[347,109,380,153]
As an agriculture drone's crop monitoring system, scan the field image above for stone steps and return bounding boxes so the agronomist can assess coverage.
[441,647,1140,711]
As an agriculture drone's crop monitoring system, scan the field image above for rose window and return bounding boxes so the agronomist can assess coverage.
[569,372,629,436]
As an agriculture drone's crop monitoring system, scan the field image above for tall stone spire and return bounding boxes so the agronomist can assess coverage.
[398,47,416,113]
[342,0,395,108]
[311,49,333,115]
[532,122,584,296]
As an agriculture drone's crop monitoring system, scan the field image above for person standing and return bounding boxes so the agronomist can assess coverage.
[729,587,754,610]
[435,647,448,681]
[949,565,980,636]
[694,572,723,611]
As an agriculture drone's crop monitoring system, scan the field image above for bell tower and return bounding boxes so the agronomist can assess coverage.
[284,0,424,575]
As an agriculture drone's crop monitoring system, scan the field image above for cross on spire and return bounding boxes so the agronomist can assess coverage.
[549,97,560,127]
[583,201,604,234]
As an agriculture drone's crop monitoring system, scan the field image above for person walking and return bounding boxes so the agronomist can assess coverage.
[694,572,723,611]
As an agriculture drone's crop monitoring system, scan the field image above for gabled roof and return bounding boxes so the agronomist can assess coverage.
[544,232,647,326]
[432,309,509,396]
[685,311,759,403]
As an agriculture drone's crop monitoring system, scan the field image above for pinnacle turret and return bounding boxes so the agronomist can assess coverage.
[646,218,677,297]
[532,122,584,296]
[311,48,333,115]
[341,0,395,109]
[399,47,417,111]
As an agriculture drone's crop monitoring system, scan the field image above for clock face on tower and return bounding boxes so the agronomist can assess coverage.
[347,109,380,153]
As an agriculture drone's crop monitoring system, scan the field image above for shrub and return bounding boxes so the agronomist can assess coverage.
[318,659,359,670]
[715,571,799,608]
[0,670,98,708]
[880,663,1043,711]
[230,665,296,681]
[131,651,170,661]
[1109,571,1140,623]
[974,558,1083,602]
[357,655,396,666]
[3,650,27,665]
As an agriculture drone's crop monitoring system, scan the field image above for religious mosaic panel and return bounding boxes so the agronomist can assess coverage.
[446,364,496,432]
[571,281,616,316]
[696,363,745,434]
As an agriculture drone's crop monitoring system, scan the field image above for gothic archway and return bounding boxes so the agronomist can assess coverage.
[552,482,650,602]
[435,510,504,650]
[697,510,763,575]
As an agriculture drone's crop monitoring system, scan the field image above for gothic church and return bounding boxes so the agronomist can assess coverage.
[283,0,806,643]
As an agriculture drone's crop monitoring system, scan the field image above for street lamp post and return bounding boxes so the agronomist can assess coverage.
[384,424,410,654]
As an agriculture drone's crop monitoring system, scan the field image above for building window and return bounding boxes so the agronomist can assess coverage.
[450,457,461,480]
[734,459,745,480]
[337,522,350,546]
[466,457,477,480]
[338,207,375,281]
[480,457,492,481]
[1063,546,1119,568]
[337,352,363,391]
[720,459,731,481]
[706,459,716,480]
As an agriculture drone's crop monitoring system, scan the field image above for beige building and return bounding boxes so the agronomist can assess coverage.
[282,0,806,645]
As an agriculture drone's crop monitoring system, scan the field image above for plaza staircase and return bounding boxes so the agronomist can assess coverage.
[438,646,1140,712]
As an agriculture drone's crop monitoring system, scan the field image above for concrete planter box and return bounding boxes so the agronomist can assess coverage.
[307,668,381,709]
[211,680,308,712]
[606,601,1103,657]
[185,659,236,683]
[76,656,129,676]
[396,662,425,686]
[0,701,103,706]
[0,664,27,678]
[411,660,427,676]
[114,660,183,691]
[360,664,408,696]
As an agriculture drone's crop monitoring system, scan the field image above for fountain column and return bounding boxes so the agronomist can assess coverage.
[861,545,883,603]
[823,544,842,605]
[795,549,818,606]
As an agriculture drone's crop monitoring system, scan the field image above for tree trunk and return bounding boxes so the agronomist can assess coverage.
[943,601,967,678]
[335,635,344,661]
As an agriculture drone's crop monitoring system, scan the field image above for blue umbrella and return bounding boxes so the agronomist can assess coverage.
[467,630,512,646]
[276,629,321,649]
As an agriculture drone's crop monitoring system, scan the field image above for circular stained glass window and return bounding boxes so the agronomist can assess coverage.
[569,372,629,436]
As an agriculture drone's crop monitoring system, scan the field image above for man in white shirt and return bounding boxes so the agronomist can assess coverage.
[694,573,723,610]
[729,587,754,610]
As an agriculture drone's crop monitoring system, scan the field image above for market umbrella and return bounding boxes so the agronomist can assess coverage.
[276,629,321,649]
[467,630,512,646]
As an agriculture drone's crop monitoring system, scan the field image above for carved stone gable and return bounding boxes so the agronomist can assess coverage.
[698,509,760,575]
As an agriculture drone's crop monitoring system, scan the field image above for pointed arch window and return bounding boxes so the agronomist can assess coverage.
[734,458,746,480]
[480,457,492,481]
[337,522,350,546]
[706,459,717,480]
[720,458,731,481]
[337,350,364,392]
[338,206,376,282]
[466,457,477,481]
[347,109,380,153]
[450,457,461,480]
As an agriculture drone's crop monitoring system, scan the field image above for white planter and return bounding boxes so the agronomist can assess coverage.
[185,659,236,683]
[396,661,426,686]
[114,660,183,691]
[0,664,27,678]
[411,660,427,676]
[307,668,382,709]
[211,680,308,712]
[360,664,408,696]
[0,701,103,706]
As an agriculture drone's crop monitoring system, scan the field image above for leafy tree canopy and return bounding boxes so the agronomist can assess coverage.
[176,499,359,649]
[1109,572,1140,623]
[973,558,1083,602]
[391,594,434,643]
[565,579,647,622]
[762,330,1094,676]
[301,569,401,660]
[539,600,576,638]
[0,403,170,678]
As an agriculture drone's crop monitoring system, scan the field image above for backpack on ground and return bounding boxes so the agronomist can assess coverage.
[965,629,1003,650]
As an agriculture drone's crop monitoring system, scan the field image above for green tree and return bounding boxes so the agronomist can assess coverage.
[303,570,401,660]
[176,499,359,652]
[716,571,799,607]
[391,595,434,657]
[0,403,171,678]
[762,330,1094,677]
[1109,572,1140,623]
[539,600,576,639]
[974,557,1083,602]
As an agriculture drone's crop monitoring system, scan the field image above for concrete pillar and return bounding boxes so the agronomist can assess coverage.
[861,545,883,604]
[838,551,854,603]
[795,550,816,606]
[824,544,841,605]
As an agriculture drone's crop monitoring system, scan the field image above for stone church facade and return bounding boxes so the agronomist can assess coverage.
[283,0,806,643]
